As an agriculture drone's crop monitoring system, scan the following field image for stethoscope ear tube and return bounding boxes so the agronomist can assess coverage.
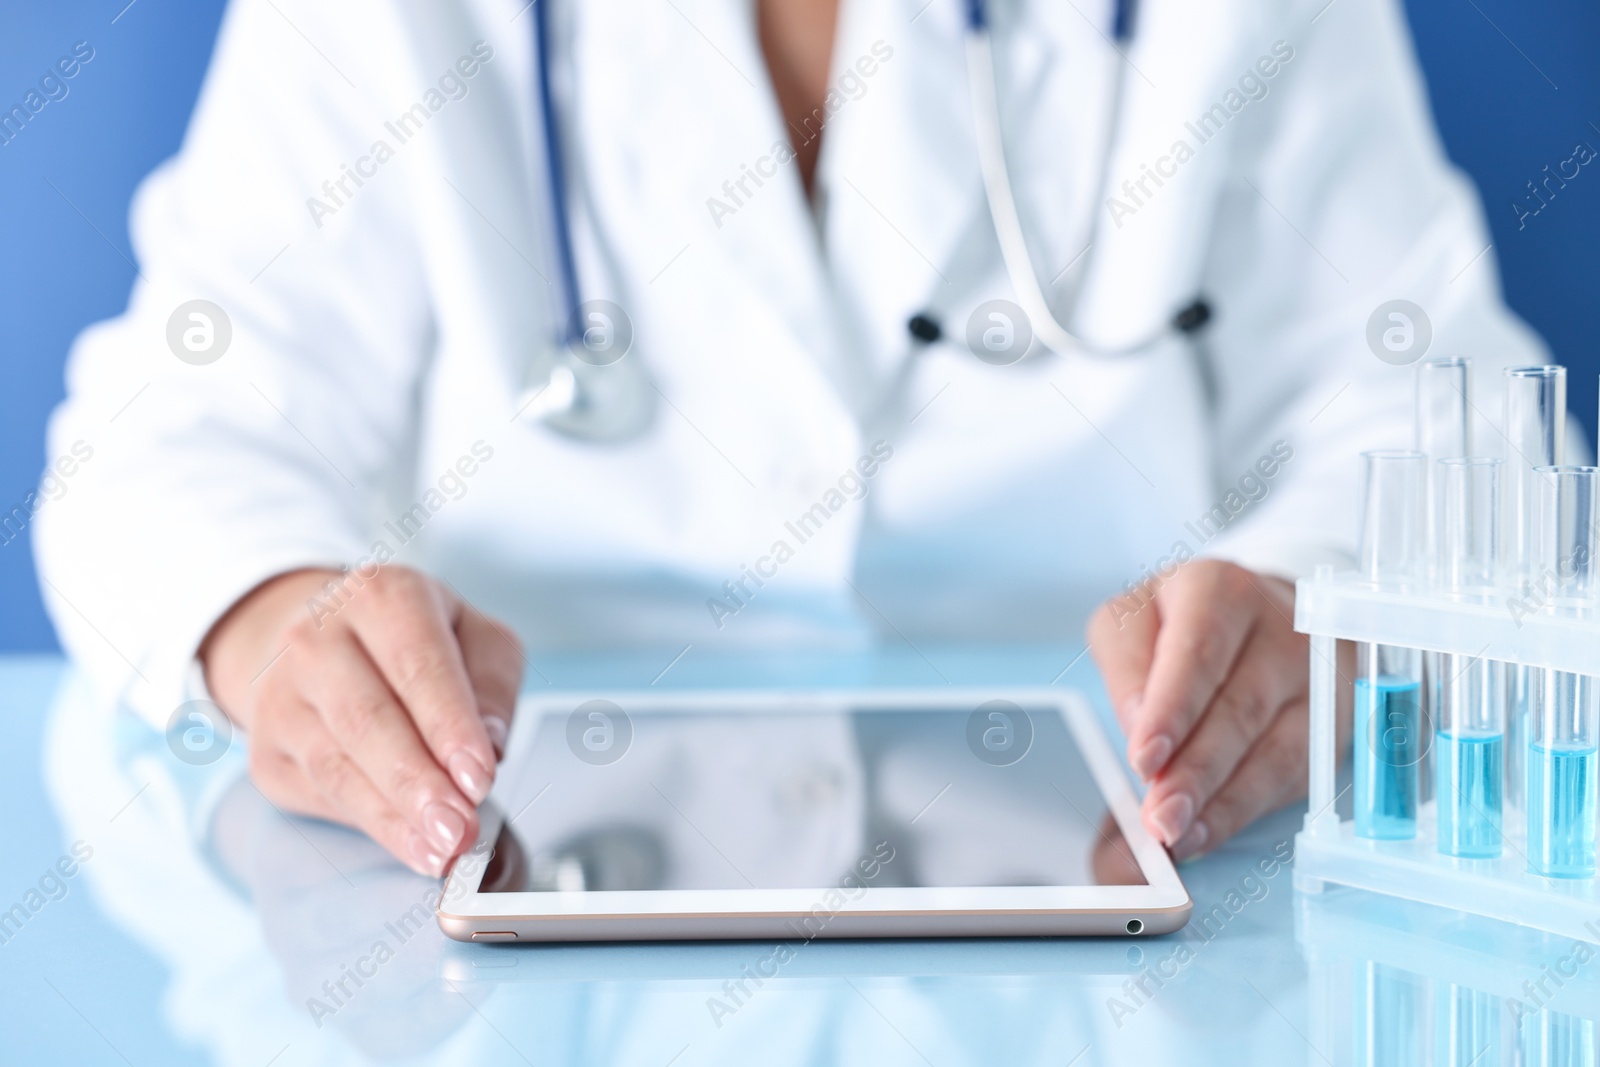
[965,21,1207,360]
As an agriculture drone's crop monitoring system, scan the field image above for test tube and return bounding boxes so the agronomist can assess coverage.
[1417,359,1470,813]
[1503,367,1568,581]
[1527,466,1598,879]
[1435,458,1505,858]
[1416,357,1471,571]
[1355,450,1427,840]
[1503,366,1567,827]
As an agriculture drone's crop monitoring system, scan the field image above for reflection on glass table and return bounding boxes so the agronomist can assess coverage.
[36,656,1316,1067]
[1296,883,1598,1066]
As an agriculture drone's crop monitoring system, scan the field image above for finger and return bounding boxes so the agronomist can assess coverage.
[455,606,523,761]
[294,632,479,859]
[1128,565,1259,779]
[249,714,452,877]
[293,713,456,877]
[1140,624,1305,845]
[1086,583,1162,739]
[1171,704,1309,861]
[352,570,497,802]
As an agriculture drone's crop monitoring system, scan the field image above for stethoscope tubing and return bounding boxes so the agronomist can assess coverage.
[534,0,583,347]
[525,0,1204,435]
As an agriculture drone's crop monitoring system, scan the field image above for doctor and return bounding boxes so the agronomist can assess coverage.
[38,0,1543,877]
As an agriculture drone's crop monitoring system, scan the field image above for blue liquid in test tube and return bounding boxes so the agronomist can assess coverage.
[1434,458,1506,859]
[1527,740,1597,879]
[1353,451,1427,841]
[1524,468,1598,880]
[1436,731,1504,858]
[1355,673,1422,839]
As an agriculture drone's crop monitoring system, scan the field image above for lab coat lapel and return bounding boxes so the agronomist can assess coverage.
[565,0,862,415]
[550,0,869,587]
[387,0,560,408]
[1073,0,1276,346]
[819,0,983,379]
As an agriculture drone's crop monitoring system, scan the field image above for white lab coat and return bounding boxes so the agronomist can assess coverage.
[37,0,1547,726]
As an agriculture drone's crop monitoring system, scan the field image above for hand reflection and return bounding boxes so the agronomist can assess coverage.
[478,821,525,893]
[480,819,667,893]
[209,775,473,1057]
[1089,813,1145,886]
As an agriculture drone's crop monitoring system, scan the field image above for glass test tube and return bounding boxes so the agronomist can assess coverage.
[1417,358,1471,570]
[1417,358,1470,811]
[1527,466,1598,879]
[1503,368,1568,580]
[1435,458,1505,858]
[1503,366,1567,827]
[1355,451,1427,840]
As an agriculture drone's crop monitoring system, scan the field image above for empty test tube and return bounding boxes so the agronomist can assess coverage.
[1435,458,1505,858]
[1355,451,1427,840]
[1503,368,1568,580]
[1527,466,1598,879]
[1416,358,1471,568]
[1503,366,1567,825]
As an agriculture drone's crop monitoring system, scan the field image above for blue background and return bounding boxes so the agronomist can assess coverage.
[2,0,1597,651]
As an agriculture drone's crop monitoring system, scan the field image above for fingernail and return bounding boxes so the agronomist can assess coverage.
[448,750,493,804]
[483,716,509,760]
[407,833,445,877]
[1119,692,1142,725]
[1170,821,1210,862]
[1150,792,1194,845]
[1132,735,1172,780]
[422,800,466,853]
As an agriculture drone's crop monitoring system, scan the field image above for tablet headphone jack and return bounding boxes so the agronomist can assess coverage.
[1125,918,1144,935]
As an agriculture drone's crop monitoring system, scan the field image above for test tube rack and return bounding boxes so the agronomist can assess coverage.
[1293,567,1599,940]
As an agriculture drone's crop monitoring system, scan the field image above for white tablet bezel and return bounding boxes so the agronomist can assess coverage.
[438,687,1191,941]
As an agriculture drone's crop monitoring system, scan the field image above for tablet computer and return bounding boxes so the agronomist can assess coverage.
[438,688,1191,941]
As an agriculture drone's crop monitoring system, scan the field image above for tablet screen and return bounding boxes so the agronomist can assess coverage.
[479,703,1145,893]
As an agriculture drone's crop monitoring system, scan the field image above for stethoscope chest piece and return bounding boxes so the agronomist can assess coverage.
[515,301,657,443]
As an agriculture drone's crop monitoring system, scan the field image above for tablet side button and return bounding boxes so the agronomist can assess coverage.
[470,931,518,942]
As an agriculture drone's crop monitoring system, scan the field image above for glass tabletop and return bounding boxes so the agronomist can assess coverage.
[2,649,1594,1066]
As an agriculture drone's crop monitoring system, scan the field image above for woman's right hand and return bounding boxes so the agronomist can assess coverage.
[201,565,524,876]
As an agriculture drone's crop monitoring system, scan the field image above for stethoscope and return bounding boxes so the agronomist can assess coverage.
[516,0,1212,440]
